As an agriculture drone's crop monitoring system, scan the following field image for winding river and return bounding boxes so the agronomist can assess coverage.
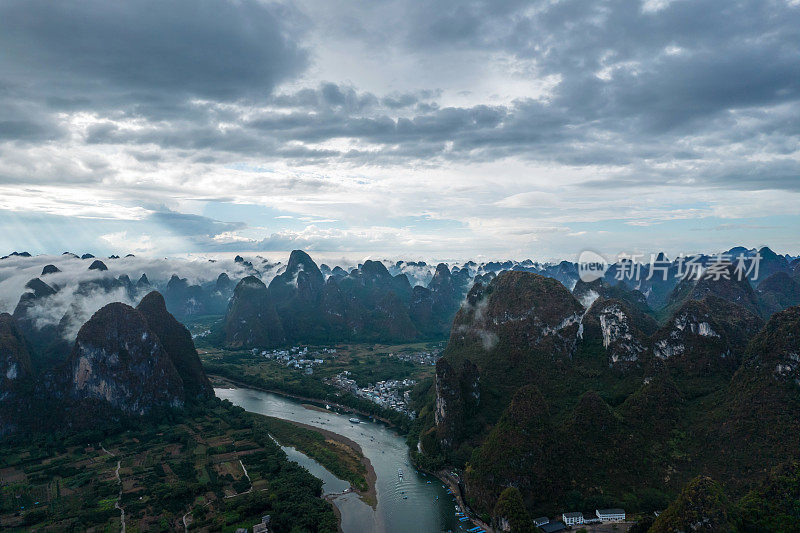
[215,387,474,533]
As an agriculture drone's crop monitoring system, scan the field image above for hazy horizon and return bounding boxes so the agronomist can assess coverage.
[2,244,796,268]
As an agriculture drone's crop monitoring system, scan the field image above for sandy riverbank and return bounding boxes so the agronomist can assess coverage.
[301,402,331,414]
[280,418,378,508]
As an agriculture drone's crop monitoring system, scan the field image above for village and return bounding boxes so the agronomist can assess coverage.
[386,348,441,366]
[253,345,338,375]
[328,371,417,417]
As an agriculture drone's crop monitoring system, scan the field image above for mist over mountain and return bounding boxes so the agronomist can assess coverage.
[0,254,271,362]
[1,289,214,434]
[3,247,798,360]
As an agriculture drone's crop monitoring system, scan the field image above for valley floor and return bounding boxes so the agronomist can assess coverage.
[200,341,442,430]
[0,401,338,532]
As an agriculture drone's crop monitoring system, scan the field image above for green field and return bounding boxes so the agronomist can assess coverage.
[0,400,337,533]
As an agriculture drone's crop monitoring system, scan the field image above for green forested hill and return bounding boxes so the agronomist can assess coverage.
[413,270,800,523]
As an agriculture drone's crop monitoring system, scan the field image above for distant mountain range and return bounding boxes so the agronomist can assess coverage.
[223,250,471,347]
[2,247,799,370]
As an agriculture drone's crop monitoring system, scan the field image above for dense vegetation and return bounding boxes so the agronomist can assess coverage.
[649,476,735,532]
[493,486,535,532]
[0,399,338,532]
[645,462,800,532]
[737,461,800,532]
[413,269,800,524]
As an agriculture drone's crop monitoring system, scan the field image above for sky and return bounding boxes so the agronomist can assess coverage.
[0,0,798,262]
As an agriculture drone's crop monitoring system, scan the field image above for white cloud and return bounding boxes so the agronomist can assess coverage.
[0,0,798,258]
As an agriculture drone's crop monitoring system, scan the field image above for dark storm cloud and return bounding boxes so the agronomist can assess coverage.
[1,0,799,195]
[0,93,65,142]
[0,120,52,141]
[0,0,308,112]
[397,0,800,132]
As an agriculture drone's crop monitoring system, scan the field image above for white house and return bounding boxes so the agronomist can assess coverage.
[562,512,584,525]
[596,508,625,522]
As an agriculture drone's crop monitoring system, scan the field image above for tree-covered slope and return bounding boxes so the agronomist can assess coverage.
[414,266,800,524]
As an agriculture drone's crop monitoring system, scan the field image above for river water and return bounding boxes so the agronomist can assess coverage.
[215,387,474,533]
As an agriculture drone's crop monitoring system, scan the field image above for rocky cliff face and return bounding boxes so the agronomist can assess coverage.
[651,296,763,376]
[267,250,341,343]
[41,264,61,275]
[3,290,214,433]
[269,250,325,301]
[573,278,652,315]
[448,271,584,361]
[154,271,238,321]
[745,305,800,386]
[136,291,213,399]
[433,358,479,447]
[409,263,468,337]
[751,246,790,285]
[335,259,418,341]
[223,251,459,347]
[492,487,535,533]
[0,313,31,397]
[11,278,63,369]
[422,270,791,520]
[136,273,150,290]
[163,274,208,320]
[665,262,761,318]
[694,305,800,494]
[224,276,285,348]
[0,313,32,431]
[65,303,185,415]
[466,385,553,511]
[580,298,657,369]
[433,271,583,450]
[649,476,734,533]
[12,278,58,330]
[12,271,155,371]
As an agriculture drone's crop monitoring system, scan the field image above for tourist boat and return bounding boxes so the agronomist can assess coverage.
[398,468,403,477]
[349,417,360,423]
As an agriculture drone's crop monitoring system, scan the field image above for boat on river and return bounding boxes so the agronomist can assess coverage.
[349,417,360,423]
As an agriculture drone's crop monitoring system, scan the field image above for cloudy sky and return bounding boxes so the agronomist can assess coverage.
[1,0,798,261]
